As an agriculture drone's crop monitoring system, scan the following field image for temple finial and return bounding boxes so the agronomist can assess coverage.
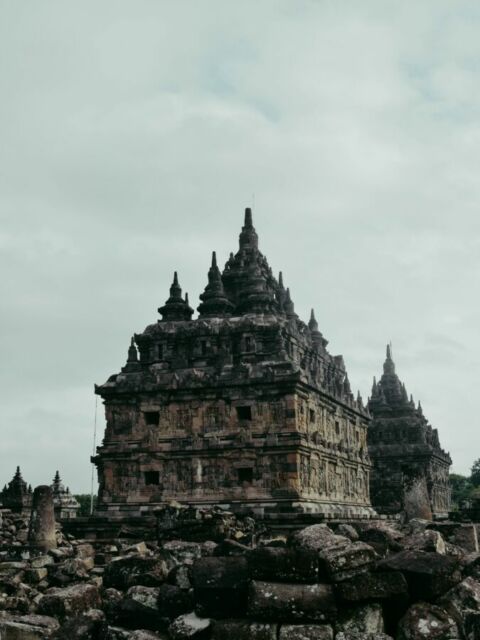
[239,207,258,250]
[383,343,395,375]
[308,308,319,332]
[197,251,233,318]
[284,288,297,318]
[126,336,138,365]
[158,272,193,321]
[278,271,284,289]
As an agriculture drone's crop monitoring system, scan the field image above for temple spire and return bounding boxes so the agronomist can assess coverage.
[343,373,352,397]
[383,343,396,375]
[127,337,138,363]
[198,251,234,318]
[239,207,259,251]
[308,307,327,348]
[308,309,319,333]
[158,272,194,321]
[284,287,297,319]
[52,471,61,492]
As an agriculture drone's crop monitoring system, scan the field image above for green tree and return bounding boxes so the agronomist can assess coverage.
[471,459,480,487]
[449,473,473,509]
[74,494,97,517]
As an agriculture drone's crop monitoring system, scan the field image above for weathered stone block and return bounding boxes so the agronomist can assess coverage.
[377,550,461,601]
[428,523,479,553]
[439,576,480,625]
[336,525,359,542]
[247,580,336,623]
[31,556,54,569]
[396,603,460,640]
[113,585,164,631]
[157,583,193,620]
[0,615,59,640]
[401,530,446,554]
[37,583,101,619]
[318,542,377,582]
[163,541,203,565]
[103,554,173,590]
[24,568,48,584]
[168,612,211,639]
[336,634,393,640]
[278,624,333,639]
[192,556,249,618]
[211,620,277,640]
[248,546,319,583]
[336,571,408,602]
[289,525,349,553]
[75,543,96,559]
[336,603,384,635]
[50,611,107,639]
[358,527,402,557]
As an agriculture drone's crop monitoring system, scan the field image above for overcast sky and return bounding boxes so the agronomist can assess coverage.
[1,1,479,492]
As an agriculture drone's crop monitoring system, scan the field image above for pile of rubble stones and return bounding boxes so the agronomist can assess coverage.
[2,506,480,639]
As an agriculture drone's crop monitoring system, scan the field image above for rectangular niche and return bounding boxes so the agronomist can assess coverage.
[144,471,160,485]
[238,468,253,483]
[236,406,252,421]
[144,411,160,426]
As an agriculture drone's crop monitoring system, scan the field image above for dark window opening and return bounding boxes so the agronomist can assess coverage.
[158,344,164,360]
[145,471,160,485]
[238,468,253,483]
[335,421,340,435]
[200,340,207,356]
[236,406,252,421]
[144,411,160,426]
[309,409,315,423]
[245,336,254,352]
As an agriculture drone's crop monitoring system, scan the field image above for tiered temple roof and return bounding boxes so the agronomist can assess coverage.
[368,346,451,518]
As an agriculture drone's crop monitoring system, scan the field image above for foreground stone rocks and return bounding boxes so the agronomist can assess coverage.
[247,580,336,623]
[2,510,480,639]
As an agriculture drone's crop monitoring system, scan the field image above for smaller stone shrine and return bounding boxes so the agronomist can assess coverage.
[368,346,451,519]
[50,471,80,519]
[0,467,32,513]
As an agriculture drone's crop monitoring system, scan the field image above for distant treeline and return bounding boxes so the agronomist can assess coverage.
[73,494,97,517]
[449,459,480,509]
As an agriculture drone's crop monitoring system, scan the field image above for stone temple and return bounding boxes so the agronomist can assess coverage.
[368,346,451,519]
[93,209,374,520]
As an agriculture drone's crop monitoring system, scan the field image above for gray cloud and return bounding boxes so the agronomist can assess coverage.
[1,1,479,490]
